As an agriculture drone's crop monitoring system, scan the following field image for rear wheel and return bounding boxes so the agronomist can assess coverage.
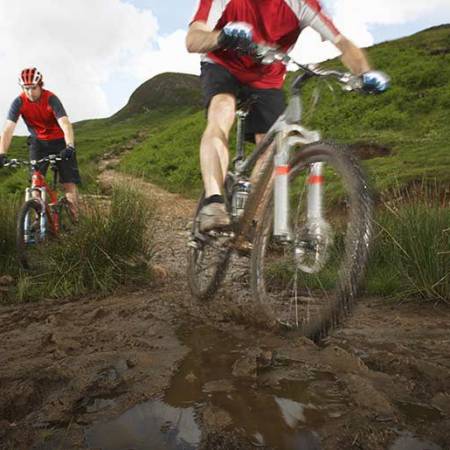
[251,142,373,340]
[16,199,46,270]
[187,195,232,301]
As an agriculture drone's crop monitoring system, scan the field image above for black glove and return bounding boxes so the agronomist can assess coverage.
[218,22,253,52]
[0,154,7,168]
[60,145,75,160]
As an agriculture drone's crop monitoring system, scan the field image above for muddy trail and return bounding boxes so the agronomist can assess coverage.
[1,171,449,450]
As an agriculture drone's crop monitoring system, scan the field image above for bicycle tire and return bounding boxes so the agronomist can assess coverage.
[16,199,45,270]
[187,194,232,301]
[251,142,373,341]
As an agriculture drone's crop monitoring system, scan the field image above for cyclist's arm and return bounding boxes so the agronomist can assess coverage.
[299,1,371,75]
[1,96,22,154]
[186,21,220,53]
[0,120,17,155]
[49,95,74,147]
[335,35,371,75]
[57,116,75,148]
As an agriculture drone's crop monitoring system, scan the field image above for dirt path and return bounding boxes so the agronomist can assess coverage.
[0,172,449,450]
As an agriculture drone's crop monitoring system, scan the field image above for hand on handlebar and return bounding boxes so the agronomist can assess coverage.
[60,145,75,160]
[361,70,390,93]
[218,22,253,52]
[0,154,8,168]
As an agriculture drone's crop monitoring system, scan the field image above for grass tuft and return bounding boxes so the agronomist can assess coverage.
[368,181,450,302]
[1,186,156,303]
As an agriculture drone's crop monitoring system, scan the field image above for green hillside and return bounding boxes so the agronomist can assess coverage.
[1,25,449,198]
[118,24,450,197]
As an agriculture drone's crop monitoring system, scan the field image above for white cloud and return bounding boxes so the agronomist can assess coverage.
[130,29,200,81]
[330,0,450,27]
[291,0,450,66]
[0,0,158,133]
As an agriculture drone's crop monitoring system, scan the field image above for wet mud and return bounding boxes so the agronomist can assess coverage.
[1,173,449,450]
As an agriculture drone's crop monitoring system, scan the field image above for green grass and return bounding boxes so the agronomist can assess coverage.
[0,186,156,303]
[119,109,205,197]
[367,182,449,301]
[0,195,20,277]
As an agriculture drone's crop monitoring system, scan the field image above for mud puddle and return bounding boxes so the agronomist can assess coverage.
[85,326,334,449]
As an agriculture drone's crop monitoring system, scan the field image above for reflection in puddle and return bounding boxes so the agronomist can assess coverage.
[389,432,442,450]
[85,326,329,449]
[86,400,200,450]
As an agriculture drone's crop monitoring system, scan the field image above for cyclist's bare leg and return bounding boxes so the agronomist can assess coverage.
[63,182,79,220]
[200,93,236,197]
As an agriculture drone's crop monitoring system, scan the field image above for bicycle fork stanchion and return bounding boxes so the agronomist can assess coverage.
[38,188,48,240]
[306,163,325,223]
[273,131,291,241]
[23,188,32,243]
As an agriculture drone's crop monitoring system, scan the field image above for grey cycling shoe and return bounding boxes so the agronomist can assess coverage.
[198,202,231,232]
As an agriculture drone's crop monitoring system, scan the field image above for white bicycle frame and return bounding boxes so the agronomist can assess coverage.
[230,45,361,246]
[233,92,324,243]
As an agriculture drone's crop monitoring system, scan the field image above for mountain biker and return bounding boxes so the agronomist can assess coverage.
[0,67,80,218]
[186,0,389,232]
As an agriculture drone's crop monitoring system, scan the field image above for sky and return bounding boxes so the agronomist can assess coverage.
[1,0,450,135]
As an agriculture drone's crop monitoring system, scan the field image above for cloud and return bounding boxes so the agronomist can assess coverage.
[130,29,200,81]
[330,0,450,27]
[0,0,158,132]
[291,0,450,65]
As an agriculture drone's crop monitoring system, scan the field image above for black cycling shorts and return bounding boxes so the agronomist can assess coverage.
[200,62,286,142]
[29,137,81,184]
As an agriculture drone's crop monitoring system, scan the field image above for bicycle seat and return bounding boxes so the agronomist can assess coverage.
[237,94,258,114]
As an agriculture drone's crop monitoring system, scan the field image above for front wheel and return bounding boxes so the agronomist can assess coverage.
[16,199,46,270]
[251,142,373,340]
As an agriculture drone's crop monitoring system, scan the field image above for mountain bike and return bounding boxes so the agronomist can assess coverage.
[187,45,376,340]
[4,155,75,270]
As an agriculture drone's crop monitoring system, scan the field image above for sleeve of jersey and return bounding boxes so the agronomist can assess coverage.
[7,97,22,123]
[190,0,213,24]
[48,95,67,119]
[299,0,341,43]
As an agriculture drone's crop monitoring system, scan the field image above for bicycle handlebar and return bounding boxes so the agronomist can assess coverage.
[249,43,363,91]
[3,154,63,168]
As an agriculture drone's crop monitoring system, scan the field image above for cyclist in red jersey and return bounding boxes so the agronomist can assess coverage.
[186,0,389,232]
[0,67,80,217]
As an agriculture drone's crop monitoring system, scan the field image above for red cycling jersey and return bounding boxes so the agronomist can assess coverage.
[7,89,67,141]
[191,0,340,89]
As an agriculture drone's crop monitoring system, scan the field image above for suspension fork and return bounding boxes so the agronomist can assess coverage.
[273,157,326,240]
[272,129,322,241]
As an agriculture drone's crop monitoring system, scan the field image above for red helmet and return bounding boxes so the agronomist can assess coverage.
[19,67,43,87]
